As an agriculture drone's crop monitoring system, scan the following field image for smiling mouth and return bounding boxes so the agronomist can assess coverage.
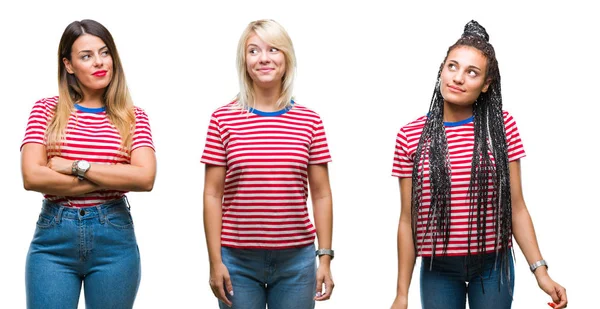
[448,85,465,92]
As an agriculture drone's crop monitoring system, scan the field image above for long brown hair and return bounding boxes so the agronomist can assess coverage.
[46,19,134,152]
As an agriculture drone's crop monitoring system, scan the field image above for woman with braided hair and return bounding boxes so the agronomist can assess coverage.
[390,21,568,309]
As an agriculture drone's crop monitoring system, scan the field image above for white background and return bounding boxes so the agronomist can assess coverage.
[1,0,598,308]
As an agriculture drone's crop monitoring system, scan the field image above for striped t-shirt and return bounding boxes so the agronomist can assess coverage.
[201,101,332,249]
[392,111,526,256]
[21,96,154,207]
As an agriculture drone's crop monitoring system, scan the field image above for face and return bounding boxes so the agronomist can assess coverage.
[63,34,113,95]
[440,46,491,106]
[245,32,286,89]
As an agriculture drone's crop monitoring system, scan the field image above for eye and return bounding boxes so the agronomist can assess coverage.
[448,63,456,70]
[101,50,110,56]
[81,54,90,60]
[468,70,478,77]
[248,48,258,55]
[269,47,279,52]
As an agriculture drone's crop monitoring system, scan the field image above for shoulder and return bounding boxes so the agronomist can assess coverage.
[33,96,59,112]
[133,105,148,115]
[400,115,428,134]
[210,101,241,118]
[502,110,519,127]
[133,105,151,121]
[288,101,324,123]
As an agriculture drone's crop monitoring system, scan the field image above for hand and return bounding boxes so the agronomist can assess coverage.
[47,157,74,175]
[537,274,567,308]
[390,295,408,309]
[314,263,334,301]
[209,262,234,307]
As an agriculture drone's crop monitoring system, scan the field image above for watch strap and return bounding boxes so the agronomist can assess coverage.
[72,160,80,176]
[315,249,334,260]
[529,259,548,273]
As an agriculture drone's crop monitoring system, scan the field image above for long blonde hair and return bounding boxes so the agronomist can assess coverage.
[235,19,296,111]
[46,19,135,152]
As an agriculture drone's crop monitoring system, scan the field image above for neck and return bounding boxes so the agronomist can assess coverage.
[443,101,474,122]
[252,83,282,112]
[78,88,106,108]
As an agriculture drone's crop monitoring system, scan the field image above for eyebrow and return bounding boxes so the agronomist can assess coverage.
[77,45,108,54]
[448,60,482,71]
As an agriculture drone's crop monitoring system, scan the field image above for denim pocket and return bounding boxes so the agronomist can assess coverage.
[106,208,134,229]
[35,212,56,229]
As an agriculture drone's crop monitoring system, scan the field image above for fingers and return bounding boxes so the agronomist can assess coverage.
[315,275,334,301]
[210,278,233,307]
[314,274,324,300]
[554,285,568,309]
[549,286,560,304]
[548,284,568,309]
[225,275,234,298]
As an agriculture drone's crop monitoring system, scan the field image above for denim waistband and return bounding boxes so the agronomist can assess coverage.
[41,197,130,223]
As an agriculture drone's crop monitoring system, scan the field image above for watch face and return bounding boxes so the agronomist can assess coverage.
[77,160,91,170]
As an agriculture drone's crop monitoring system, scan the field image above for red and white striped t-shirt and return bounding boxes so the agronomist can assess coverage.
[201,101,332,249]
[392,111,526,256]
[21,96,154,207]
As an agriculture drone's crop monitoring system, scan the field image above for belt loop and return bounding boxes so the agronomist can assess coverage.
[124,195,131,211]
[56,206,64,224]
[96,205,105,224]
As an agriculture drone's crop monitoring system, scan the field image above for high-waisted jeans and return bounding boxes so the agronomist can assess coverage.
[25,197,141,309]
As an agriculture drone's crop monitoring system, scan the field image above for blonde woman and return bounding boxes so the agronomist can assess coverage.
[201,19,334,309]
[21,19,155,309]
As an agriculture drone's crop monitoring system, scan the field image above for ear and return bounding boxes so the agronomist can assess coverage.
[481,77,492,93]
[63,57,74,74]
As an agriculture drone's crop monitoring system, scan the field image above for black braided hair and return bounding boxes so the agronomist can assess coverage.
[411,20,512,286]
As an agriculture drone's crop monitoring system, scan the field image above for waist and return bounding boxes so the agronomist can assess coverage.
[43,191,127,207]
[42,197,129,220]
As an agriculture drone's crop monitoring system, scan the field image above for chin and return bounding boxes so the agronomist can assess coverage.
[444,100,475,107]
[441,93,471,106]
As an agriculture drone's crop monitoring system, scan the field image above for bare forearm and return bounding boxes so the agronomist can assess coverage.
[313,195,333,248]
[23,165,99,196]
[397,218,416,296]
[204,195,224,265]
[512,205,544,265]
[313,195,333,265]
[85,163,154,192]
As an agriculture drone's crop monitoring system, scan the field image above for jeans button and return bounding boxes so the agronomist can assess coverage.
[80,209,85,216]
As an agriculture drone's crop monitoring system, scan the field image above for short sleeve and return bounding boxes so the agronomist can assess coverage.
[20,98,54,150]
[391,128,413,178]
[200,114,227,166]
[308,118,332,164]
[503,111,526,162]
[131,107,155,151]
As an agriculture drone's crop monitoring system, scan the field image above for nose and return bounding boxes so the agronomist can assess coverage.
[452,70,464,85]
[93,52,104,67]
[259,51,270,63]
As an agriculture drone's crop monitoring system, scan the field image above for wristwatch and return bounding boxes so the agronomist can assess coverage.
[72,160,91,180]
[529,259,548,273]
[315,249,334,260]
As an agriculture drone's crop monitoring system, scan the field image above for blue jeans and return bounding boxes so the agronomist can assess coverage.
[420,251,514,309]
[219,244,317,309]
[25,198,141,309]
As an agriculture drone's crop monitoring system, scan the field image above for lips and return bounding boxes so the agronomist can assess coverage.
[93,70,107,77]
[447,85,465,92]
[258,68,274,73]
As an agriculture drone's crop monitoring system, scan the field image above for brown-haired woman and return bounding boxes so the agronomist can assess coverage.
[21,19,156,309]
